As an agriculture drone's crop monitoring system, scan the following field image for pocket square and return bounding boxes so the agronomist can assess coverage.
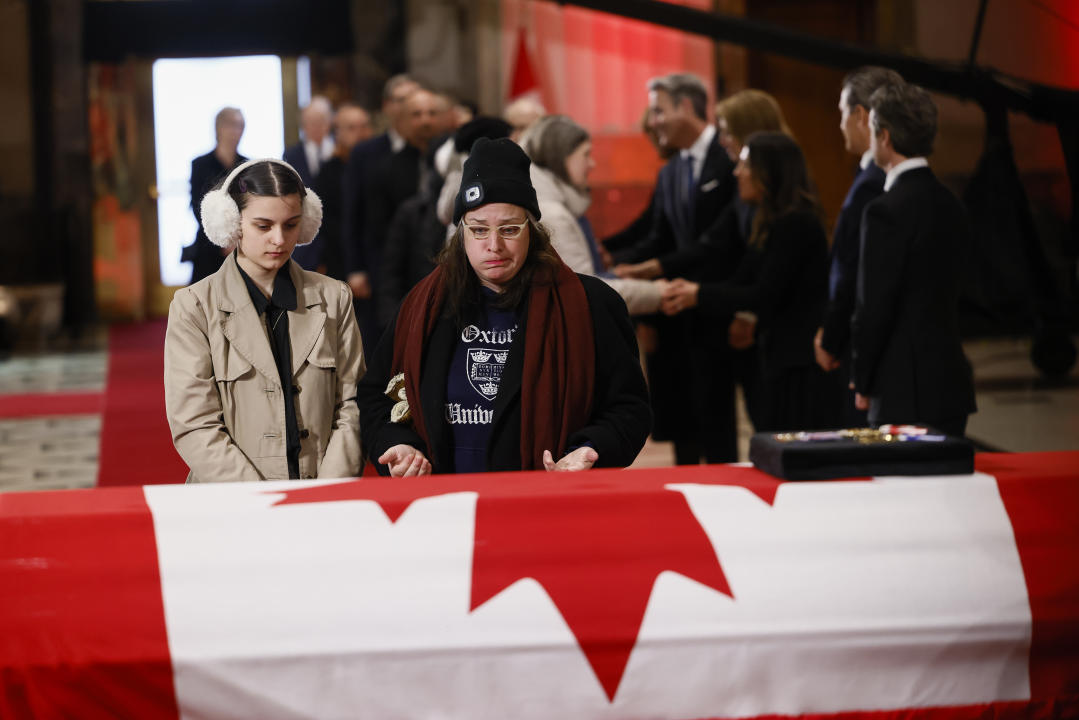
[699,179,719,193]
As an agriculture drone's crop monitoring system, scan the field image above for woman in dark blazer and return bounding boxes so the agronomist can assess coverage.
[661,132,843,432]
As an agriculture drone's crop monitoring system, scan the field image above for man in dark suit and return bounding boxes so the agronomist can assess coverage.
[283,96,334,187]
[284,96,335,270]
[815,66,903,425]
[183,107,246,284]
[613,73,737,464]
[610,76,734,268]
[313,103,373,281]
[341,75,419,349]
[364,88,444,338]
[343,75,419,294]
[851,83,976,436]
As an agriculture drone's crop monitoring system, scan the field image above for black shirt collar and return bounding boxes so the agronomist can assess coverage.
[235,252,298,315]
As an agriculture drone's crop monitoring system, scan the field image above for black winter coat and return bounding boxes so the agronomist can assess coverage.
[357,274,652,474]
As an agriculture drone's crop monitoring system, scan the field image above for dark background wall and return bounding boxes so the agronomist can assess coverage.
[1,0,1074,337]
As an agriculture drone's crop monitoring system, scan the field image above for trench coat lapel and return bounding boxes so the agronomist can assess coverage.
[288,261,327,378]
[218,255,281,386]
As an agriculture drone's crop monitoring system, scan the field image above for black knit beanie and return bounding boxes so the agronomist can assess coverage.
[453,137,541,224]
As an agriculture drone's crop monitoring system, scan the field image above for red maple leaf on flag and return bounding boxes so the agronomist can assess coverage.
[273,465,782,700]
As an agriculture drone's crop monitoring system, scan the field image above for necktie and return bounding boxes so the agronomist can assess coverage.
[678,153,696,245]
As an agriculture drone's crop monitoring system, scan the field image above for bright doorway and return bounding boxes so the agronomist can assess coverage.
[151,56,286,286]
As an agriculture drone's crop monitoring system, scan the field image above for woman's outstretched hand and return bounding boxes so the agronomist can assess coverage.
[542,447,599,472]
[660,279,700,316]
[379,444,432,477]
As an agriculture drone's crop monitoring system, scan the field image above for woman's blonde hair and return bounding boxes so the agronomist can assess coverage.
[715,89,792,146]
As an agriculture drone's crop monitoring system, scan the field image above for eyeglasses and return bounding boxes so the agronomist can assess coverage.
[462,220,528,240]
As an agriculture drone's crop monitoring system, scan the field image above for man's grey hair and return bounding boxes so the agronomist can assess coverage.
[647,73,708,121]
[214,106,243,132]
[302,95,333,121]
[869,82,937,158]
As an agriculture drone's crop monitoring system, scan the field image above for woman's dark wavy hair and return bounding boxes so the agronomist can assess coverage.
[224,161,307,212]
[742,131,819,248]
[436,213,561,325]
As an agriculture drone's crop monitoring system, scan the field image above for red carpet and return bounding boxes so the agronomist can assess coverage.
[0,391,103,419]
[97,321,188,486]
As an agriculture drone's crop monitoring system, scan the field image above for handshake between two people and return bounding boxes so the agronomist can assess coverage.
[657,278,756,351]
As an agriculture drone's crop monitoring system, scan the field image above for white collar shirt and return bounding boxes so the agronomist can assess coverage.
[303,137,334,178]
[859,148,875,171]
[680,123,716,182]
[884,156,929,191]
[388,127,407,153]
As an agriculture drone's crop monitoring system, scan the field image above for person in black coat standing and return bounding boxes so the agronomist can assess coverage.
[313,103,373,281]
[851,83,976,436]
[183,107,246,284]
[342,76,420,346]
[609,73,737,465]
[357,138,651,475]
[815,67,903,425]
[284,96,335,271]
[662,132,843,432]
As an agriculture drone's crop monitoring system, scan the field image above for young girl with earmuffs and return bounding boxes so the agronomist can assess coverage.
[164,158,365,482]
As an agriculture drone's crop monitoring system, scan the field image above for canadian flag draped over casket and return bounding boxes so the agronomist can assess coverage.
[2,452,1078,719]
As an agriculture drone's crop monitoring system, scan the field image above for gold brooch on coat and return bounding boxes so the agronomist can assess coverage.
[385,372,411,424]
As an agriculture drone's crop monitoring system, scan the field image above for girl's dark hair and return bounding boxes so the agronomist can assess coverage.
[225,161,307,212]
[742,131,819,247]
[436,214,561,324]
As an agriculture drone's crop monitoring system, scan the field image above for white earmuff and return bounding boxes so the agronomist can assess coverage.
[199,157,322,248]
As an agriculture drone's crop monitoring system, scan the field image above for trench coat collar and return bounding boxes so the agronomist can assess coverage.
[215,253,327,384]
[216,253,281,385]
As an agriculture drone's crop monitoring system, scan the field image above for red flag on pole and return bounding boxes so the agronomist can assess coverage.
[508,26,540,101]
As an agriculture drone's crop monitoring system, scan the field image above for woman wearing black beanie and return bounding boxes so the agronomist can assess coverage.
[357,137,651,475]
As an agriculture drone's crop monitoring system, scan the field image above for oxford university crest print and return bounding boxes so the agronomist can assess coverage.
[467,348,508,400]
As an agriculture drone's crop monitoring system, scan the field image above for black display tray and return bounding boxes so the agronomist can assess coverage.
[749,427,975,480]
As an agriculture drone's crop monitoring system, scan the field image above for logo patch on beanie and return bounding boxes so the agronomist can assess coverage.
[464,182,484,206]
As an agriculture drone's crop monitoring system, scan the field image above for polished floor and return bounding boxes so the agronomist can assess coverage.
[0,332,1076,491]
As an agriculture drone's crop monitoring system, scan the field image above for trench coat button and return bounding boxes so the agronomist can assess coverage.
[299,428,310,439]
[292,384,300,394]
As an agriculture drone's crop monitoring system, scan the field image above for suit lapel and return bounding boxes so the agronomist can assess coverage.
[845,162,885,207]
[218,255,281,386]
[660,159,691,245]
[697,137,723,194]
[693,136,727,231]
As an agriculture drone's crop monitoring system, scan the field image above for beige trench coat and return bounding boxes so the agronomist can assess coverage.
[164,254,365,482]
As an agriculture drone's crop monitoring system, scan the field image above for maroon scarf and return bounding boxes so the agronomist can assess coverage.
[392,261,595,470]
